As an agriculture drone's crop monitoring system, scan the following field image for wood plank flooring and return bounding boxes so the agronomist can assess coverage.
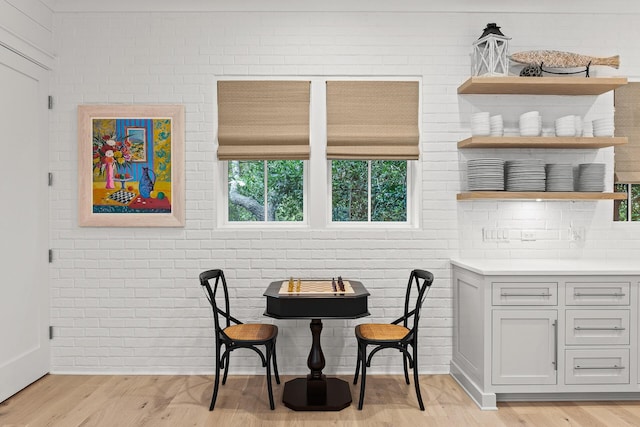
[2,374,640,426]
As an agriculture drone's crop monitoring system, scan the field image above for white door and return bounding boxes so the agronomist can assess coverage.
[492,310,558,385]
[0,45,50,402]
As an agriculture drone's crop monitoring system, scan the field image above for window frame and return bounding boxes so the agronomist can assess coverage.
[614,183,640,223]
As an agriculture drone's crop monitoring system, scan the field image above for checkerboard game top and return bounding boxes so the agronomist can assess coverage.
[278,280,355,295]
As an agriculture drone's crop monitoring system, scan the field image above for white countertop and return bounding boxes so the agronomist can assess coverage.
[451,258,640,276]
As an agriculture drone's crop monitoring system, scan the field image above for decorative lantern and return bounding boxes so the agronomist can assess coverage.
[471,23,511,76]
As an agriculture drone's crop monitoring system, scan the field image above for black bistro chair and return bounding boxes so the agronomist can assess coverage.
[353,269,434,410]
[199,269,280,410]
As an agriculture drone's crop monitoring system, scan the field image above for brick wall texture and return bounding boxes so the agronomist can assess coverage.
[48,10,640,374]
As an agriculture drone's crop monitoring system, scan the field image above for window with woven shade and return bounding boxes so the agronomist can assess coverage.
[217,80,310,223]
[217,80,310,160]
[614,82,640,221]
[326,80,420,223]
[326,81,420,160]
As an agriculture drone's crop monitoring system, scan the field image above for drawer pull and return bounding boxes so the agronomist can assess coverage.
[500,293,552,297]
[574,365,625,370]
[574,292,626,297]
[574,326,625,331]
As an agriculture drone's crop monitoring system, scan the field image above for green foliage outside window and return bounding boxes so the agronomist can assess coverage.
[228,160,303,222]
[332,161,368,221]
[614,183,640,221]
[332,160,407,222]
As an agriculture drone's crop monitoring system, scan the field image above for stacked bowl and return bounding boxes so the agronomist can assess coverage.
[490,115,504,136]
[555,115,579,137]
[519,111,541,136]
[471,112,490,136]
[592,117,614,137]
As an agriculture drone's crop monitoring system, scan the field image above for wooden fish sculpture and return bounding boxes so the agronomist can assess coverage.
[510,50,619,69]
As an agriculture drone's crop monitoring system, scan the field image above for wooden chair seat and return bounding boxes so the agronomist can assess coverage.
[356,324,409,341]
[224,324,277,341]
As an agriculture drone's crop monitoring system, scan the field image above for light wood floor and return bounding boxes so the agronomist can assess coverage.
[2,374,640,426]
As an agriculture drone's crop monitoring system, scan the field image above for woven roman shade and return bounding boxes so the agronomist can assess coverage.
[217,80,310,160]
[326,81,420,160]
[614,82,640,183]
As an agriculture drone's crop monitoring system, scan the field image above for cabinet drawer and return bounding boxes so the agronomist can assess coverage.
[492,282,558,306]
[565,310,630,345]
[566,282,630,306]
[565,349,629,385]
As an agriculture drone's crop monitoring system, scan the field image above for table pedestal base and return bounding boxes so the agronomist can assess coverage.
[282,377,352,411]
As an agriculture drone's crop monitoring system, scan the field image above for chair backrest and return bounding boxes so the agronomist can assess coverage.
[199,269,235,336]
[401,269,434,336]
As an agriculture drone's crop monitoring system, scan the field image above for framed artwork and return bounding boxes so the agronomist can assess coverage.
[78,105,185,227]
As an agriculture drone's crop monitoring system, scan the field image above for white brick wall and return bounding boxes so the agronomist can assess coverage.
[49,9,640,375]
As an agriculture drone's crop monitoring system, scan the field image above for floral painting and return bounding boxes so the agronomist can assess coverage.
[78,105,184,227]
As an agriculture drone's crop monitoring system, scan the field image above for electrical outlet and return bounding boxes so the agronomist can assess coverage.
[483,227,509,241]
[522,230,536,241]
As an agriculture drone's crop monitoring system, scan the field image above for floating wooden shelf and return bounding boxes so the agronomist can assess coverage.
[458,136,627,149]
[457,192,627,201]
[457,76,628,95]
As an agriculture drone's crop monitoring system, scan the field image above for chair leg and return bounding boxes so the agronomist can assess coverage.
[265,344,275,410]
[402,345,410,385]
[412,345,425,411]
[357,343,367,410]
[272,340,280,385]
[353,342,361,385]
[209,343,221,411]
[222,349,231,385]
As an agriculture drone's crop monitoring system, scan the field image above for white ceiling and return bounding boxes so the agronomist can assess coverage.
[48,0,640,14]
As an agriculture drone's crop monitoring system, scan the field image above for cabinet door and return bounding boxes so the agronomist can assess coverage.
[492,310,558,385]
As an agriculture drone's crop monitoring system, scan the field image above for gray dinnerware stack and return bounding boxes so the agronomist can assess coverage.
[505,159,546,191]
[545,164,574,192]
[577,163,605,192]
[467,158,505,191]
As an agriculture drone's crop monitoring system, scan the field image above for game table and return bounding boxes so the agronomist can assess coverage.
[263,279,369,411]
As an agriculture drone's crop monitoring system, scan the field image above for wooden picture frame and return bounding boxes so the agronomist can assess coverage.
[78,105,185,227]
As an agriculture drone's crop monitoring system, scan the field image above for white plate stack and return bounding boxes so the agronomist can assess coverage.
[555,115,577,137]
[490,115,504,136]
[505,159,546,191]
[519,111,541,136]
[472,112,490,136]
[545,164,574,191]
[592,117,614,137]
[467,158,505,191]
[577,163,605,192]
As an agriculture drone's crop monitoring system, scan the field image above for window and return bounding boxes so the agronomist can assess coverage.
[331,160,408,222]
[227,160,304,222]
[614,183,640,221]
[218,78,420,227]
[613,83,640,222]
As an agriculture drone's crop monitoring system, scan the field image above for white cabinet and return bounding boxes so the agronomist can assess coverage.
[492,310,557,385]
[450,261,640,410]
